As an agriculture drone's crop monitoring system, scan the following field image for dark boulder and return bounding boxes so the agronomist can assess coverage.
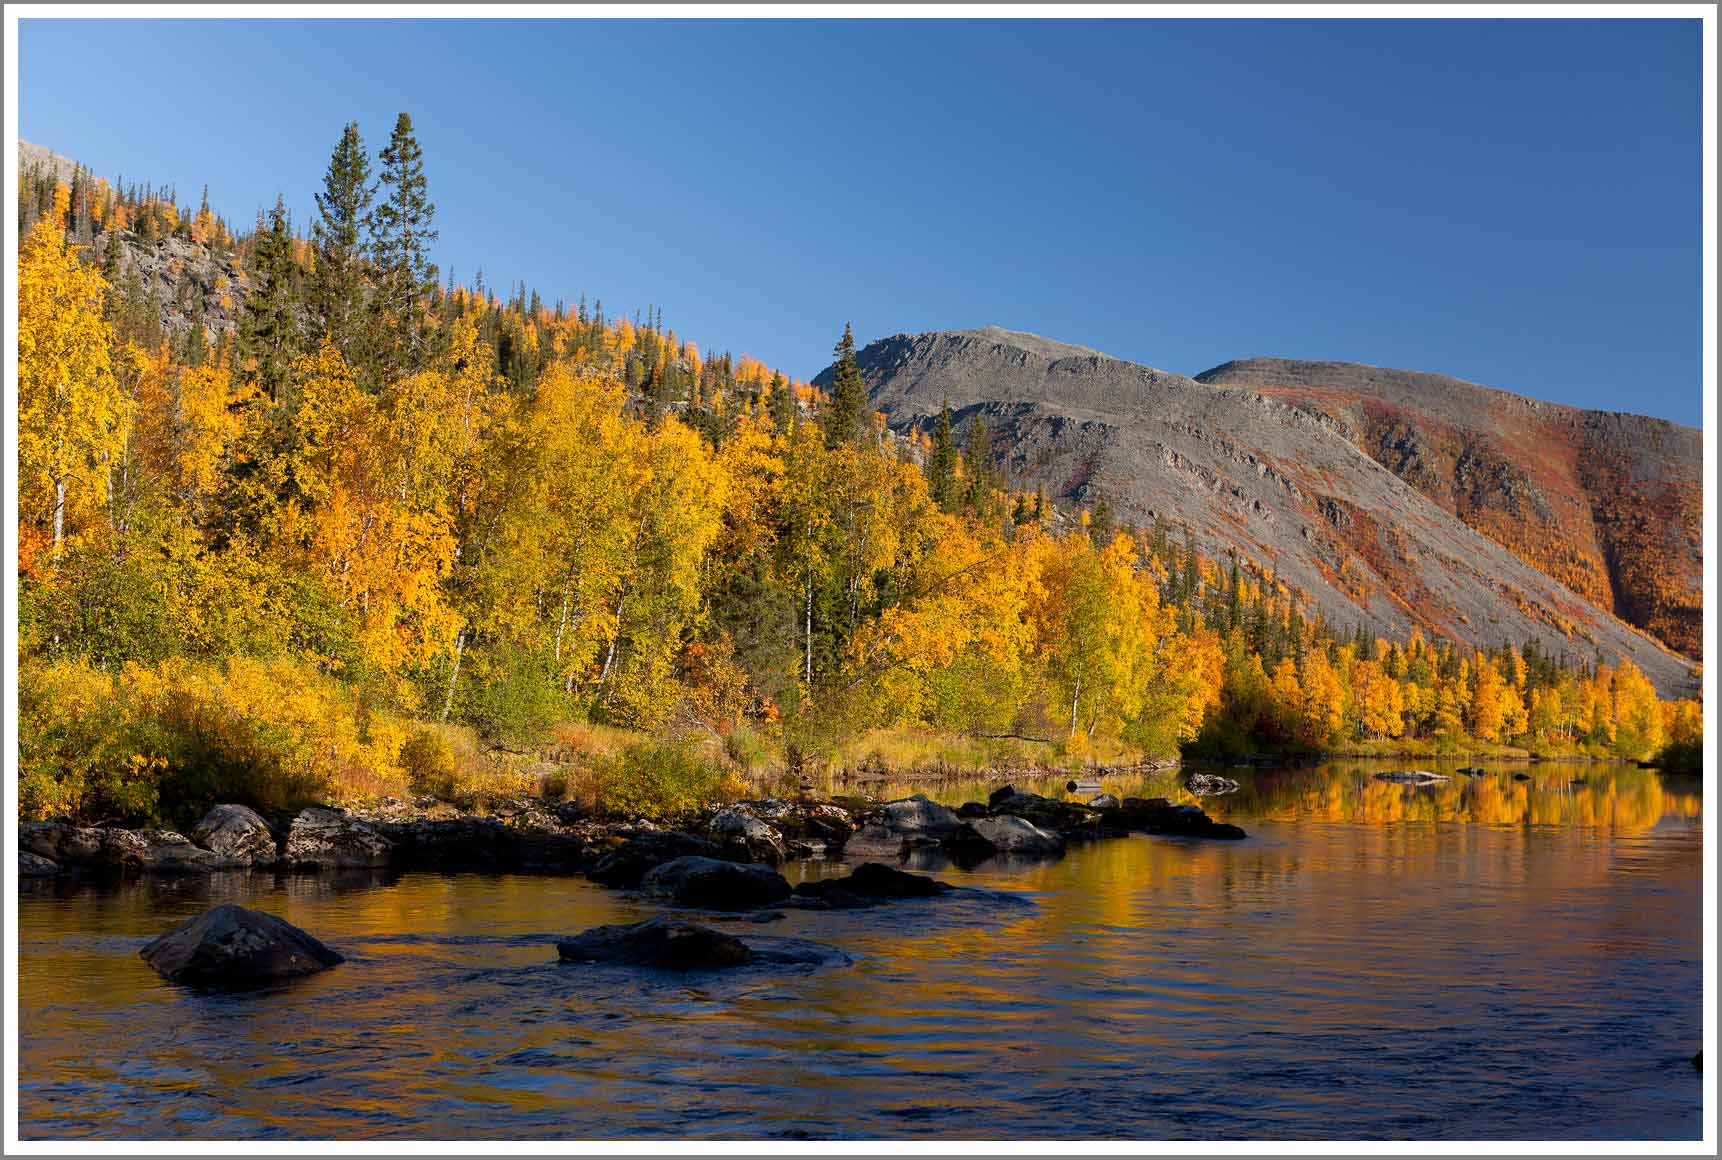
[1101,797,1246,840]
[640,856,792,910]
[988,790,1093,833]
[956,801,990,818]
[139,904,343,988]
[587,831,723,888]
[948,815,1065,862]
[191,804,279,866]
[557,916,754,969]
[19,850,60,877]
[1513,772,1532,782]
[987,784,1019,808]
[841,823,907,859]
[1087,793,1121,810]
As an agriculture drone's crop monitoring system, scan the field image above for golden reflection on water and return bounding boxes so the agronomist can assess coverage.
[16,760,1704,1141]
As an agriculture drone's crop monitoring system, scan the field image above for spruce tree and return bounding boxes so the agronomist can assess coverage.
[369,112,438,376]
[767,371,794,434]
[311,120,375,364]
[927,401,959,511]
[962,415,996,513]
[238,196,301,403]
[1089,494,1115,546]
[822,322,869,449]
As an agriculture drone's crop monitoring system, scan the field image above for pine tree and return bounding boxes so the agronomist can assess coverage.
[1089,494,1115,546]
[311,120,375,363]
[766,371,794,434]
[238,196,301,403]
[962,415,995,512]
[927,401,959,511]
[369,112,438,376]
[822,322,869,449]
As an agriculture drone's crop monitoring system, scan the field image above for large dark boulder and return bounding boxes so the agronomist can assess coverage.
[19,851,60,877]
[587,831,723,888]
[284,807,393,869]
[987,784,1020,808]
[988,790,1094,833]
[872,794,961,841]
[1101,797,1247,840]
[948,815,1065,862]
[191,804,279,866]
[640,856,792,910]
[139,904,344,988]
[557,916,754,969]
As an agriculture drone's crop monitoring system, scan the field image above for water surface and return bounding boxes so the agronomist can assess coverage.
[17,760,1704,1140]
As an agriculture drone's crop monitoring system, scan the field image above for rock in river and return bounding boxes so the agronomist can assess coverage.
[1184,773,1241,797]
[792,861,954,908]
[1097,798,1247,840]
[557,916,847,971]
[640,855,792,910]
[705,806,788,865]
[139,903,344,987]
[1373,771,1451,785]
[192,804,279,867]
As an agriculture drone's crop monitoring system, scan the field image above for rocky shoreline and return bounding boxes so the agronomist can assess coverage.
[17,780,1245,884]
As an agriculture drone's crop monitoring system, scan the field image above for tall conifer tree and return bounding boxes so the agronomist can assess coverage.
[822,322,869,449]
[311,121,374,363]
[369,112,438,376]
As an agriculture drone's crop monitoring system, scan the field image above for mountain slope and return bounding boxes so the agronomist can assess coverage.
[828,327,1698,696]
[1193,357,1702,660]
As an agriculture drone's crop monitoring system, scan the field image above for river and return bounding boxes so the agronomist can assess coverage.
[15,760,1705,1140]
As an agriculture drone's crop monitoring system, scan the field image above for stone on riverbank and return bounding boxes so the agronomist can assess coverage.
[19,822,242,874]
[139,903,343,987]
[587,831,724,888]
[948,815,1065,862]
[192,804,279,867]
[285,807,393,869]
[706,806,788,865]
[19,850,60,877]
[640,855,792,910]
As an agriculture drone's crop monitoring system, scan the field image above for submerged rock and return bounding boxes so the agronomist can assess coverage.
[793,861,954,908]
[139,903,343,987]
[191,804,279,866]
[640,855,792,910]
[1373,771,1450,785]
[556,916,754,969]
[284,807,393,869]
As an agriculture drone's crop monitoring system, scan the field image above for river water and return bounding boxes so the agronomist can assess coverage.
[15,760,1705,1140]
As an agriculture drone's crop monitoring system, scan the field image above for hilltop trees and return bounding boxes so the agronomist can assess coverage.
[821,322,870,449]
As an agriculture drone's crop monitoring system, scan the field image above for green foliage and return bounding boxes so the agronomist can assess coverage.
[399,727,459,799]
[583,741,746,820]
[821,322,869,449]
[456,644,565,748]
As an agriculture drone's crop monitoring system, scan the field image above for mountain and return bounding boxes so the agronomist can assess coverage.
[1193,357,1702,661]
[824,327,1699,697]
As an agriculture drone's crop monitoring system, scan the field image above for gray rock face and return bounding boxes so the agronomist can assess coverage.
[138,904,343,988]
[639,856,792,910]
[18,823,239,874]
[840,823,908,859]
[1184,773,1241,797]
[706,806,788,866]
[949,815,1065,860]
[284,807,393,869]
[821,328,1697,697]
[192,804,278,866]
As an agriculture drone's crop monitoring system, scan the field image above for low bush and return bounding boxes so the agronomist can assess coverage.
[575,741,747,820]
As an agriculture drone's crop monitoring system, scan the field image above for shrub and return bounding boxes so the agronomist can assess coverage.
[399,727,459,800]
[458,645,564,747]
[579,741,747,820]
[19,658,162,825]
[723,725,772,772]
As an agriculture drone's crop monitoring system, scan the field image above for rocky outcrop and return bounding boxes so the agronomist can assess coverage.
[191,804,279,867]
[841,794,962,860]
[639,856,792,910]
[284,808,393,869]
[138,904,344,988]
[19,822,242,874]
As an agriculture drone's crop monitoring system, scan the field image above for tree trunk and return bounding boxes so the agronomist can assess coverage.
[1068,676,1082,739]
[804,576,814,688]
[441,630,465,722]
[52,476,67,558]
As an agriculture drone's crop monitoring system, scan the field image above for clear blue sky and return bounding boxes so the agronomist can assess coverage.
[18,17,1704,425]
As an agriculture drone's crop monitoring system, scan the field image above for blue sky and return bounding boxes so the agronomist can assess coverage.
[18,17,1703,425]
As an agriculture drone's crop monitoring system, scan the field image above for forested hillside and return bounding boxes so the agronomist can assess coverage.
[15,123,1702,828]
